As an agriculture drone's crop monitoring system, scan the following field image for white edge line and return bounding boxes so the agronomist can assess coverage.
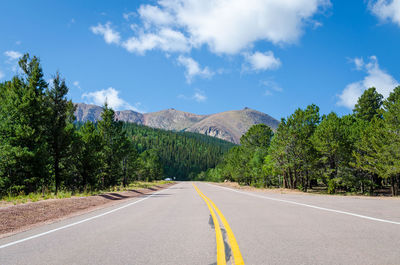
[0,185,174,249]
[208,183,400,225]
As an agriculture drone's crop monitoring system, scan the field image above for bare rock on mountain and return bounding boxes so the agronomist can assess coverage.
[74,103,103,123]
[143,108,207,131]
[185,108,279,144]
[115,110,144,124]
[74,103,279,144]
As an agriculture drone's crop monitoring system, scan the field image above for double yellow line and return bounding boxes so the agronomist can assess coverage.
[193,184,245,265]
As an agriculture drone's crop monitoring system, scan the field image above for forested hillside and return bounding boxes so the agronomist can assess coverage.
[0,54,233,197]
[123,123,234,180]
[199,88,400,196]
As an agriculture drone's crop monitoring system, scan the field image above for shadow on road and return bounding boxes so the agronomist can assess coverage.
[208,215,232,263]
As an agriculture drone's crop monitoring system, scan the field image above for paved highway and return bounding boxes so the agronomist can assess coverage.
[1,182,399,265]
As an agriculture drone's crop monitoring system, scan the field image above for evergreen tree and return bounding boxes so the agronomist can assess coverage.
[45,73,76,193]
[381,86,400,195]
[311,112,351,193]
[0,54,49,195]
[77,122,103,190]
[353,87,383,121]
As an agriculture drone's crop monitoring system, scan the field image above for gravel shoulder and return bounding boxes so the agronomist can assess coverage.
[0,183,174,239]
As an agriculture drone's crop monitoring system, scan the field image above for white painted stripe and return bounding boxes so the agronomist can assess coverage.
[208,184,400,225]
[0,185,174,249]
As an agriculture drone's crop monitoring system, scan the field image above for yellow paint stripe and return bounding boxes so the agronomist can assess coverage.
[193,184,226,265]
[194,184,245,265]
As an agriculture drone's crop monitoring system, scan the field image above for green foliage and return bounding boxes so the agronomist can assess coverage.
[269,104,320,190]
[45,73,76,193]
[201,88,400,196]
[0,54,233,198]
[123,123,234,180]
[353,87,383,121]
[0,54,49,195]
[198,123,273,186]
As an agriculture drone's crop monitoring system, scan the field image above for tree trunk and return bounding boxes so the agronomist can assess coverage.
[390,176,398,196]
[304,171,309,192]
[122,158,127,187]
[55,157,60,194]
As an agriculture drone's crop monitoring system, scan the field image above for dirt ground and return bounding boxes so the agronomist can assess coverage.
[0,183,174,239]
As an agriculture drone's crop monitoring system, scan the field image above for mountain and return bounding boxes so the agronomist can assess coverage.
[74,103,279,144]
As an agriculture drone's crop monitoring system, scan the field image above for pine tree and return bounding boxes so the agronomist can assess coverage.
[45,73,76,194]
[353,87,383,121]
[0,54,49,195]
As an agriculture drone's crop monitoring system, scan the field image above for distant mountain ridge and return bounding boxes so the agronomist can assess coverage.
[74,103,279,144]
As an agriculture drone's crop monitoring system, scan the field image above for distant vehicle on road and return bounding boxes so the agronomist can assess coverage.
[164,178,172,181]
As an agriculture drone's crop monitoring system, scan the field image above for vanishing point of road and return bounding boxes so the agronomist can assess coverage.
[1,182,399,265]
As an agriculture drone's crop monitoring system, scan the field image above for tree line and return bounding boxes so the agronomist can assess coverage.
[123,123,234,181]
[0,54,233,197]
[198,87,400,196]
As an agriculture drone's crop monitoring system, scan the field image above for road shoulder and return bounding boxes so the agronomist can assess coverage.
[0,182,175,239]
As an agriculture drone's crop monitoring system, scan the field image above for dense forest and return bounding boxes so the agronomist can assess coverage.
[198,87,400,196]
[123,123,234,180]
[0,54,233,197]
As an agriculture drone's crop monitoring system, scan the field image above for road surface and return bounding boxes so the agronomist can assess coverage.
[1,182,399,265]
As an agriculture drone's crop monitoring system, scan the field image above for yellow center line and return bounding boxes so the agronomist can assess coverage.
[193,183,245,265]
[193,184,226,265]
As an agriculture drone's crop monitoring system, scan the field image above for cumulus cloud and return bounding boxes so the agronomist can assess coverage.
[243,51,281,71]
[91,0,329,55]
[156,0,329,54]
[369,0,400,26]
[82,87,142,112]
[122,28,190,54]
[338,56,399,109]
[139,5,174,27]
[4,50,22,60]
[123,12,136,21]
[90,22,121,45]
[178,89,207,102]
[177,55,213,83]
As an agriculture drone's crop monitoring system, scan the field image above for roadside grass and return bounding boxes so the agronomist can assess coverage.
[223,181,396,197]
[1,180,173,206]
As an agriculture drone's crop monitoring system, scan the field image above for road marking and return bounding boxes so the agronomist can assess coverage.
[209,184,400,225]
[193,184,226,265]
[0,185,174,250]
[197,187,245,265]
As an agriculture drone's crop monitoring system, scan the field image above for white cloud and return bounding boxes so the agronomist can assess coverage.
[82,87,142,112]
[0,70,4,79]
[178,89,207,102]
[122,28,190,54]
[92,0,329,55]
[338,56,399,109]
[369,0,400,26]
[123,12,136,21]
[73,81,81,89]
[4,50,22,60]
[90,22,121,45]
[260,79,283,95]
[244,51,281,71]
[177,55,213,83]
[138,5,174,27]
[153,0,330,54]
[353,57,364,70]
[193,91,207,102]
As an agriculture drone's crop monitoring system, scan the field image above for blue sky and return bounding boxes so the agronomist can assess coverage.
[1,0,399,120]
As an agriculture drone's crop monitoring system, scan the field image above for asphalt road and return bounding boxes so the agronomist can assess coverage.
[1,182,399,265]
